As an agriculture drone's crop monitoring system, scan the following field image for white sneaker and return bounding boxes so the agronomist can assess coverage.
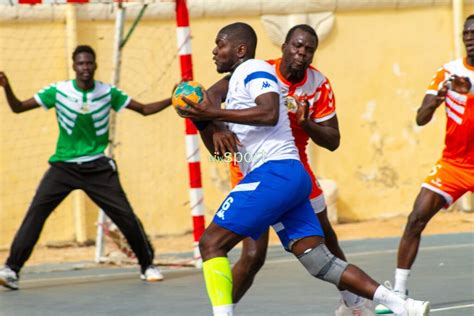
[396,299,430,316]
[140,265,164,282]
[375,281,407,315]
[335,298,375,315]
[0,266,19,290]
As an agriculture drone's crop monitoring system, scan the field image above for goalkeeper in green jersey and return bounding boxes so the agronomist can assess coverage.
[0,45,171,290]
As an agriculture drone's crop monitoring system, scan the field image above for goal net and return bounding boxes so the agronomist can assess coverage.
[0,1,201,268]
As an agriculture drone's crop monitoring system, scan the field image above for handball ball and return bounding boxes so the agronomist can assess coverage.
[172,81,205,112]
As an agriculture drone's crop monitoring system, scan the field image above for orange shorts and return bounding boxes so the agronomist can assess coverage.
[229,161,326,213]
[422,158,474,206]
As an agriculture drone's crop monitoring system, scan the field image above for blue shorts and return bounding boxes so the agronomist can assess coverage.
[213,159,324,250]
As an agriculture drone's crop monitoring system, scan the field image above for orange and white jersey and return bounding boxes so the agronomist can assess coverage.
[426,58,474,95]
[441,91,474,166]
[267,58,336,165]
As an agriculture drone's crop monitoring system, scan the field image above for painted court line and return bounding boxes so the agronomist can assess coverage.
[267,243,474,265]
[431,303,474,312]
[21,242,473,285]
[344,243,473,258]
[21,267,194,286]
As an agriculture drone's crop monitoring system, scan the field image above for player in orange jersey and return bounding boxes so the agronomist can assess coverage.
[375,15,474,315]
[226,24,374,315]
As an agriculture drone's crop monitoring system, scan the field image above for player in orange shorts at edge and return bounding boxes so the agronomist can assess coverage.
[375,14,474,314]
[207,24,374,315]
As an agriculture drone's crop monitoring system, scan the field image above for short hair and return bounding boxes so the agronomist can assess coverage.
[219,22,257,57]
[466,15,474,24]
[72,45,96,62]
[284,24,318,45]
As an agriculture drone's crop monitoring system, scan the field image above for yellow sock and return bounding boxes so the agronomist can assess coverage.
[202,257,233,308]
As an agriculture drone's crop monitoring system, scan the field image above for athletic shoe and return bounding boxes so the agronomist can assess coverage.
[140,265,164,282]
[335,297,375,315]
[0,266,19,290]
[375,281,407,315]
[395,299,430,316]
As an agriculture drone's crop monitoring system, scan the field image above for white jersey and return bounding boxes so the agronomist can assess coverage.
[225,59,299,175]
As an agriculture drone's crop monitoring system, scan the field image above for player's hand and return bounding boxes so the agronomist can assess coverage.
[178,89,218,121]
[295,95,310,126]
[0,72,9,87]
[212,127,241,157]
[450,75,471,94]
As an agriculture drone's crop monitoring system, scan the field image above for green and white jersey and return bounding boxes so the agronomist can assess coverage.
[34,80,131,162]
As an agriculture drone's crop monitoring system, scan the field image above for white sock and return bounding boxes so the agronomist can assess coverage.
[394,268,410,294]
[373,285,406,314]
[339,290,364,307]
[213,304,234,316]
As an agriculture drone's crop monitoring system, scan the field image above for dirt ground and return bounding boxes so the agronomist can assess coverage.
[0,211,472,268]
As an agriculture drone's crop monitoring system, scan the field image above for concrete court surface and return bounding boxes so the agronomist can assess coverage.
[0,233,472,316]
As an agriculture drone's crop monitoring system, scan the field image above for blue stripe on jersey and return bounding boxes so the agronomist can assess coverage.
[243,71,278,85]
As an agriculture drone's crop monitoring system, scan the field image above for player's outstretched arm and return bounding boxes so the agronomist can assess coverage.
[0,72,40,113]
[126,98,172,116]
[127,76,232,116]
